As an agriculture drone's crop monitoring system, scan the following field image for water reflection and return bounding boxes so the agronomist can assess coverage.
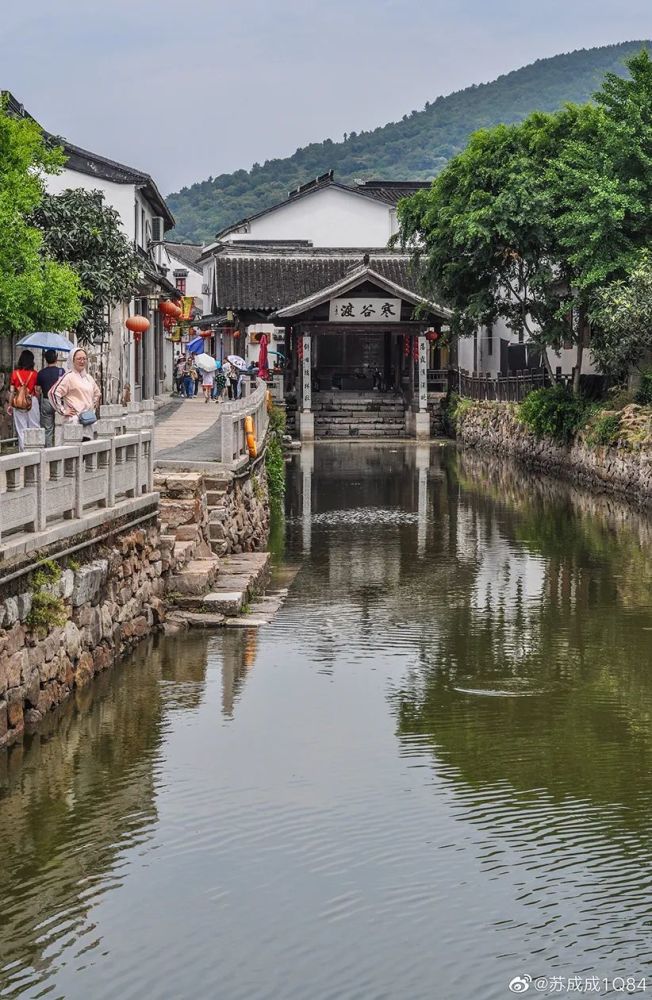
[2,442,652,999]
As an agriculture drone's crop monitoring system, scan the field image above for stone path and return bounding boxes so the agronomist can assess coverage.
[155,397,224,460]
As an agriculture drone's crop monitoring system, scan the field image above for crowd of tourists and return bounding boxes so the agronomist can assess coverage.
[6,348,100,451]
[173,353,250,403]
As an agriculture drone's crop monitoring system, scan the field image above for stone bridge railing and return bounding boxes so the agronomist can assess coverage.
[0,406,156,562]
[216,379,270,468]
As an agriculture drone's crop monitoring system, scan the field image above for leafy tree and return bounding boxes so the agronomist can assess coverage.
[0,98,82,337]
[590,253,652,380]
[397,49,652,390]
[33,188,142,344]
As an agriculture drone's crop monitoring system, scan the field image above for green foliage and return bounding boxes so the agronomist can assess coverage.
[265,404,286,512]
[635,369,652,405]
[444,393,473,434]
[397,48,652,386]
[0,97,82,338]
[586,411,621,446]
[33,188,141,344]
[165,43,649,242]
[27,560,66,634]
[591,254,652,379]
[518,385,592,444]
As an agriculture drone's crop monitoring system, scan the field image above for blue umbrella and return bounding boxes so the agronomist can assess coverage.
[17,332,75,352]
[187,337,204,354]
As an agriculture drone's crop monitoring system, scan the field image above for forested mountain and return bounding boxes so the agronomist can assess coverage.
[167,41,650,243]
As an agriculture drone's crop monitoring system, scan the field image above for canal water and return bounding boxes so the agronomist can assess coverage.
[2,443,652,1000]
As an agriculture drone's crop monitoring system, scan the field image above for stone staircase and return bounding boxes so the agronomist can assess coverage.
[312,392,407,439]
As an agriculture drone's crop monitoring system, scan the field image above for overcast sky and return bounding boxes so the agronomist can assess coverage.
[3,0,651,194]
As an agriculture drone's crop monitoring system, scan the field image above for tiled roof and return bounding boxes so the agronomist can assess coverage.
[212,247,429,312]
[355,180,432,205]
[164,241,203,272]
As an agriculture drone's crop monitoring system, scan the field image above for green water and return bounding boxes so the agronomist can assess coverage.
[1,443,652,1000]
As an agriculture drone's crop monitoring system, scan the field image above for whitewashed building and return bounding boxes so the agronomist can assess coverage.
[203,170,594,384]
[4,92,178,403]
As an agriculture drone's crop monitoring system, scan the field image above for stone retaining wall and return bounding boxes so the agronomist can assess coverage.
[0,521,169,749]
[455,400,652,504]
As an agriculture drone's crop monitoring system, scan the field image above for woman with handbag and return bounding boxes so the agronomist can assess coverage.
[6,350,40,451]
[50,348,100,438]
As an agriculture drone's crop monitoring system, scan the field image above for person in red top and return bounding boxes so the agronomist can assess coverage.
[7,350,41,451]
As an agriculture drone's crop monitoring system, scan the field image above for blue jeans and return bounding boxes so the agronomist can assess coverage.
[183,376,194,397]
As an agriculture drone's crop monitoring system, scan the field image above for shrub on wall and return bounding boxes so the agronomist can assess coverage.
[518,385,592,445]
[266,404,286,513]
[586,412,621,447]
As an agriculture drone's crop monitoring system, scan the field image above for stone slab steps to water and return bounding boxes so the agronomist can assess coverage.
[168,552,272,629]
[311,392,408,439]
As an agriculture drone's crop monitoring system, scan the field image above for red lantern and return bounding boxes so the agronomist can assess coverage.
[126,315,150,343]
[159,300,182,319]
[425,329,439,342]
[200,330,212,340]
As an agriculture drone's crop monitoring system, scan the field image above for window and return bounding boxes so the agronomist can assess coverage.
[175,276,187,294]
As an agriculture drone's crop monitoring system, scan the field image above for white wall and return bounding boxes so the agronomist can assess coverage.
[457,318,597,377]
[165,250,203,299]
[228,187,394,248]
[44,168,137,240]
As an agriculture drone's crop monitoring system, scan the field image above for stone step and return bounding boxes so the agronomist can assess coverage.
[169,611,227,629]
[206,490,227,506]
[172,539,195,564]
[168,558,221,596]
[314,415,406,424]
[316,427,407,438]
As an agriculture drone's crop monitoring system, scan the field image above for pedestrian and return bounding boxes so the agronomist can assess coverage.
[223,360,239,400]
[50,347,101,438]
[212,365,227,402]
[201,368,215,403]
[36,349,66,447]
[182,356,197,398]
[6,350,40,451]
[174,353,186,395]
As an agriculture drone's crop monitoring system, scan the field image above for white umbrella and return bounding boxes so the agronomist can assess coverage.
[227,354,249,372]
[194,353,218,372]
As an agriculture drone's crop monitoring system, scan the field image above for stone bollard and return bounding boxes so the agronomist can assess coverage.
[95,419,116,438]
[23,427,46,449]
[99,404,123,418]
[125,414,145,432]
[140,399,156,413]
[62,423,84,443]
[126,401,141,414]
[141,412,155,429]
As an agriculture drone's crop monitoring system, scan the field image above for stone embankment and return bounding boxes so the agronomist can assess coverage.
[0,460,272,749]
[0,521,167,749]
[455,400,652,504]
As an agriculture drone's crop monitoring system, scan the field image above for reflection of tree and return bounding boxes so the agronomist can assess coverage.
[0,633,209,997]
[390,449,652,811]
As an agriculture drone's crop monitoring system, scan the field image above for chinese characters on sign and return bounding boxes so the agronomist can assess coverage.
[329,298,402,323]
[418,335,428,411]
[302,334,312,410]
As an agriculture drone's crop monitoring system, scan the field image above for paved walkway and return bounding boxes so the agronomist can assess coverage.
[155,397,224,461]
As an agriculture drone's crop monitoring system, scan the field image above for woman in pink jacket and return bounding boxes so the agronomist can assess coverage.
[50,348,100,435]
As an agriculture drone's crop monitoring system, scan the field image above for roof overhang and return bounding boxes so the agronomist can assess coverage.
[273,265,451,320]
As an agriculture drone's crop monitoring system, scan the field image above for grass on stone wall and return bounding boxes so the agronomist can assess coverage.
[27,560,66,635]
[518,385,593,445]
[266,404,287,513]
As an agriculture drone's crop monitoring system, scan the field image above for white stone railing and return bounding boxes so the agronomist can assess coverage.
[216,379,270,468]
[0,415,154,547]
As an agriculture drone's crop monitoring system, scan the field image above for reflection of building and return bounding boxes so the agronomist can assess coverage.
[220,630,258,718]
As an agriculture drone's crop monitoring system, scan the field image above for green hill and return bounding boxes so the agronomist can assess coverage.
[167,41,650,243]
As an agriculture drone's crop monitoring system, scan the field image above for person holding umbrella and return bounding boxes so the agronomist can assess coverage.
[36,349,65,446]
